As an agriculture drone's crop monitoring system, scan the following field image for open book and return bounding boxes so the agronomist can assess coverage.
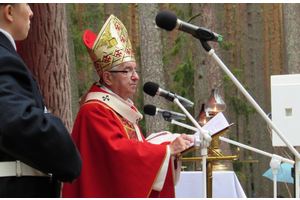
[195,112,234,138]
[146,112,233,148]
[180,112,234,155]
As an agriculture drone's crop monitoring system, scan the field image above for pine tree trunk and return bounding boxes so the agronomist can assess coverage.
[138,3,169,136]
[65,3,79,126]
[283,3,300,74]
[22,3,73,132]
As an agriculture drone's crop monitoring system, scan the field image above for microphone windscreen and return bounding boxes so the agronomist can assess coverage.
[143,82,159,97]
[155,11,177,31]
[144,104,156,116]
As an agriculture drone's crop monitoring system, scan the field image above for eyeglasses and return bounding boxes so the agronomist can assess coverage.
[108,70,140,77]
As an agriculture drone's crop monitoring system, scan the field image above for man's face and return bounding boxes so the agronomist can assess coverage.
[11,3,33,41]
[108,61,139,100]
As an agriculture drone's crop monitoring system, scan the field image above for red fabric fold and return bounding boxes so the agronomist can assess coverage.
[62,84,175,198]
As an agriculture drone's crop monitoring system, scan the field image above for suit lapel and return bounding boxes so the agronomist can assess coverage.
[0,32,19,57]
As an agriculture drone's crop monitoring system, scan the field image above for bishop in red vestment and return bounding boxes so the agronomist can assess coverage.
[62,14,193,198]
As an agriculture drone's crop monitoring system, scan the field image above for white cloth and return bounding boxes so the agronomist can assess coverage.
[175,171,247,198]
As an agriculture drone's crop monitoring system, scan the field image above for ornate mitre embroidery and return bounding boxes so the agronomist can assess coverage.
[83,14,135,78]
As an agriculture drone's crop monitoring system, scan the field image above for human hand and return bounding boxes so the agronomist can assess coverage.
[169,134,194,156]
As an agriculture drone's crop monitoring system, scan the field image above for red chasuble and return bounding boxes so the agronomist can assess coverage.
[62,83,176,198]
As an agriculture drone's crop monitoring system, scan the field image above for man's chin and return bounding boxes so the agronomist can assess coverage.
[129,88,137,94]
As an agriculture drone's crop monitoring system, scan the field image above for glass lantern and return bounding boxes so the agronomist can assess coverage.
[196,103,212,126]
[205,88,226,116]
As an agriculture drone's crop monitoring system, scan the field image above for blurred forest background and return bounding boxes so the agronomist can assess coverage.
[16,3,300,198]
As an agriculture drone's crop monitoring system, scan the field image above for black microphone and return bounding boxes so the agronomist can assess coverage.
[143,82,194,107]
[155,10,222,43]
[144,104,186,120]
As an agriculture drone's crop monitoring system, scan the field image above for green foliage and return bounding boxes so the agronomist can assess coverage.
[162,34,187,64]
[220,42,235,51]
[70,5,87,70]
[168,54,195,135]
[233,161,245,172]
[235,170,247,182]
[137,104,147,137]
[169,3,193,20]
[136,73,147,136]
[70,3,105,97]
[120,3,129,13]
[223,67,255,116]
[171,35,186,56]
[171,55,194,100]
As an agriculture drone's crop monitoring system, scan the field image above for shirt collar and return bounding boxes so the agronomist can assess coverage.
[0,28,17,51]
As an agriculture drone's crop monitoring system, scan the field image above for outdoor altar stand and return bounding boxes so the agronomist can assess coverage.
[175,171,246,198]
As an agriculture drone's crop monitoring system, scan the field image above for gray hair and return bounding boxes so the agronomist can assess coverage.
[108,64,121,71]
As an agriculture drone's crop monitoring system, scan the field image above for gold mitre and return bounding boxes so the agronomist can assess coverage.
[83,14,135,77]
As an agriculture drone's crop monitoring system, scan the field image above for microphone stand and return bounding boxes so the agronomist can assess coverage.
[199,39,300,160]
[173,98,211,198]
[171,119,295,198]
[199,39,300,197]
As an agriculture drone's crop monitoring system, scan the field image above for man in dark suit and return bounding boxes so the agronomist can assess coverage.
[0,3,82,197]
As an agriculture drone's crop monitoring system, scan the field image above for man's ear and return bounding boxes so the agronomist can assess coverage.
[3,5,14,23]
[102,71,112,86]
